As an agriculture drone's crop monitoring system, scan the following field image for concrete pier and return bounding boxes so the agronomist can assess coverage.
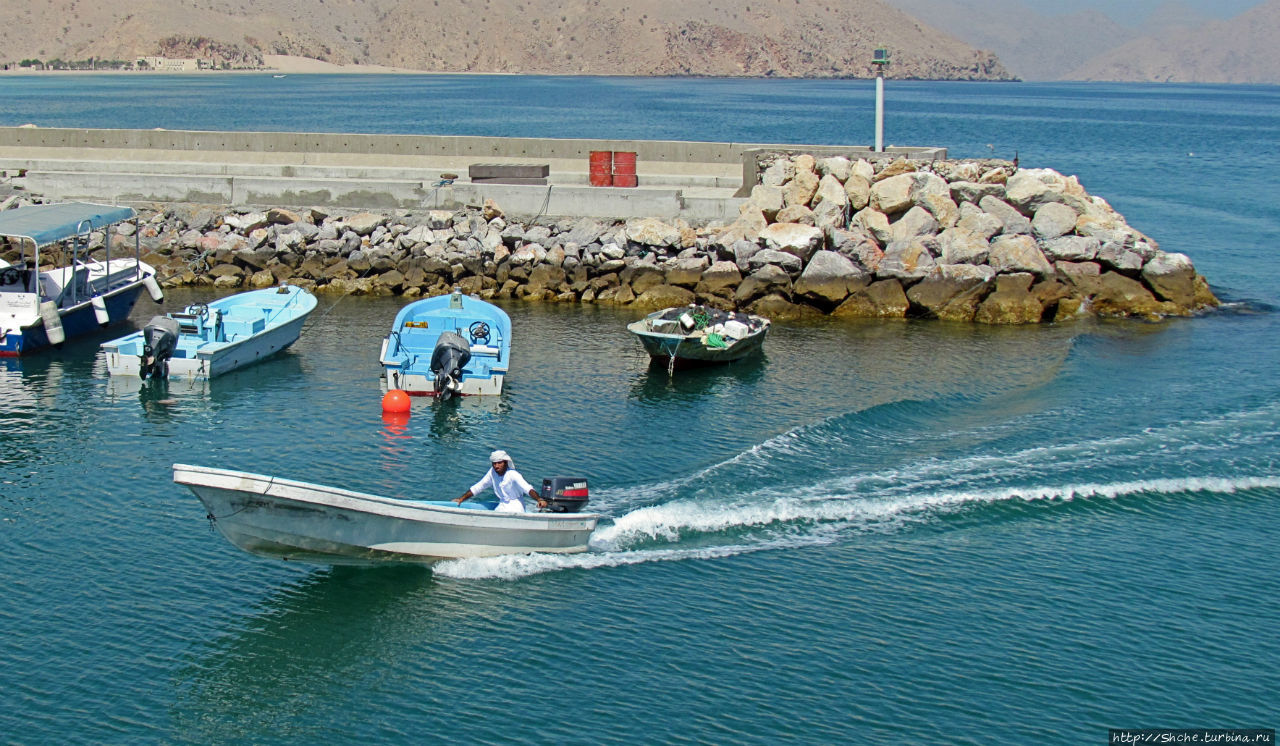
[0,126,945,220]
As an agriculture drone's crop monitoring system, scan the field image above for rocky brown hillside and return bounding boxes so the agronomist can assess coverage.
[0,0,1014,79]
[884,0,1280,83]
[1067,0,1280,83]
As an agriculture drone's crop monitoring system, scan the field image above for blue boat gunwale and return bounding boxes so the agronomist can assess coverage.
[384,290,513,366]
[102,285,318,358]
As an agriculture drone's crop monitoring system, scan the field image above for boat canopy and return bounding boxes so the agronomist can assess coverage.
[0,202,136,248]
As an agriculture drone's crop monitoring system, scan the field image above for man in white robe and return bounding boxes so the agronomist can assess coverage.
[454,450,547,513]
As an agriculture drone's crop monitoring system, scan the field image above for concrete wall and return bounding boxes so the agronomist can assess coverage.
[0,126,945,220]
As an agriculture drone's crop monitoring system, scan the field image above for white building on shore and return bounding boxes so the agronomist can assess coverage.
[136,56,205,71]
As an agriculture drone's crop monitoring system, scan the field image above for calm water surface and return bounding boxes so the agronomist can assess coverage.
[1,77,1277,744]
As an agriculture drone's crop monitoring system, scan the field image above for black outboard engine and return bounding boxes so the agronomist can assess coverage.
[430,331,472,400]
[540,478,590,513]
[139,316,180,380]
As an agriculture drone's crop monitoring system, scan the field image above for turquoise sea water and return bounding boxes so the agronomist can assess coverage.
[1,77,1278,744]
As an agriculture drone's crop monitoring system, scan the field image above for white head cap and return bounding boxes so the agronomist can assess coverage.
[489,450,512,467]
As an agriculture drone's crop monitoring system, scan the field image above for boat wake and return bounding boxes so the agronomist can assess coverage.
[434,399,1280,581]
[433,474,1280,580]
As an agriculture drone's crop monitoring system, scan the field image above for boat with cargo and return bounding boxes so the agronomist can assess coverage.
[628,305,770,368]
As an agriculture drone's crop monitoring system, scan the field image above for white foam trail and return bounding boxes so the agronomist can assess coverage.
[434,475,1280,580]
[590,401,1280,513]
[432,536,822,581]
[594,474,1280,550]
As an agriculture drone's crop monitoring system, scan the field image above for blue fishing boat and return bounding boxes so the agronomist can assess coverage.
[379,287,511,398]
[0,202,164,356]
[101,285,317,380]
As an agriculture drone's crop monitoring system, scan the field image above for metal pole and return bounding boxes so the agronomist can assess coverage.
[875,74,885,153]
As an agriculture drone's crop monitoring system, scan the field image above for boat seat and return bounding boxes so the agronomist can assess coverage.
[171,312,202,334]
[469,344,500,356]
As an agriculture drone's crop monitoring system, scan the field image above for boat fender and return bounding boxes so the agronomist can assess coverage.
[38,301,65,346]
[143,275,164,302]
[92,295,110,325]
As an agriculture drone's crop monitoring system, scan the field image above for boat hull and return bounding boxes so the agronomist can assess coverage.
[101,286,316,379]
[103,315,309,379]
[173,464,599,565]
[0,282,147,357]
[630,326,768,365]
[380,290,511,396]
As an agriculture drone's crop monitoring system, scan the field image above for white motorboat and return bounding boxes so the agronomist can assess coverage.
[173,464,599,565]
[0,202,164,356]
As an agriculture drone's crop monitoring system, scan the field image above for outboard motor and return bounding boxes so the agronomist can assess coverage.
[139,316,180,380]
[430,331,472,400]
[540,478,589,513]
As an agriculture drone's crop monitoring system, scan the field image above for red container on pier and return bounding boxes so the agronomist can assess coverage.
[589,150,613,187]
[612,151,637,187]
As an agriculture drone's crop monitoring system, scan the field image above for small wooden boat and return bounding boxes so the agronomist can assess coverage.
[379,287,511,398]
[628,305,770,367]
[0,202,164,356]
[173,464,600,565]
[101,285,316,379]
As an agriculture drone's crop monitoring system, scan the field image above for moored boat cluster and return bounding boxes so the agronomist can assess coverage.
[3,154,1219,324]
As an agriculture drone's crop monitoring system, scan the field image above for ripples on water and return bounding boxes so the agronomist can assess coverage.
[2,79,1278,743]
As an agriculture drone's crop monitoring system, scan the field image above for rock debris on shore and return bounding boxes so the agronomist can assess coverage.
[1,154,1219,323]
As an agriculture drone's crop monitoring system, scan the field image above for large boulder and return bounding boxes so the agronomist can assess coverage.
[1141,252,1199,308]
[845,175,871,211]
[978,195,1032,235]
[633,284,696,311]
[1042,235,1099,262]
[956,203,1003,240]
[622,262,666,295]
[712,209,768,247]
[735,265,792,304]
[889,206,939,244]
[851,208,892,246]
[760,223,824,264]
[811,174,850,230]
[988,235,1054,277]
[938,228,991,265]
[1031,202,1079,240]
[794,250,871,309]
[828,227,885,274]
[748,248,804,275]
[625,218,681,248]
[748,294,817,320]
[906,264,995,322]
[870,173,915,214]
[774,205,816,226]
[833,279,910,318]
[783,170,820,208]
[974,273,1043,324]
[665,255,710,288]
[878,237,939,282]
[695,261,743,297]
[949,181,1004,205]
[1091,271,1172,318]
[746,185,784,221]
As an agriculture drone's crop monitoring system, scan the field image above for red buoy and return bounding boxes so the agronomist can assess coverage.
[382,389,411,414]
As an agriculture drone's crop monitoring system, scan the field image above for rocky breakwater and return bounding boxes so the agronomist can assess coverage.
[69,154,1215,325]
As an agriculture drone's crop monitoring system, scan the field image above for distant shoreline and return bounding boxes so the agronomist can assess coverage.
[0,55,436,76]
